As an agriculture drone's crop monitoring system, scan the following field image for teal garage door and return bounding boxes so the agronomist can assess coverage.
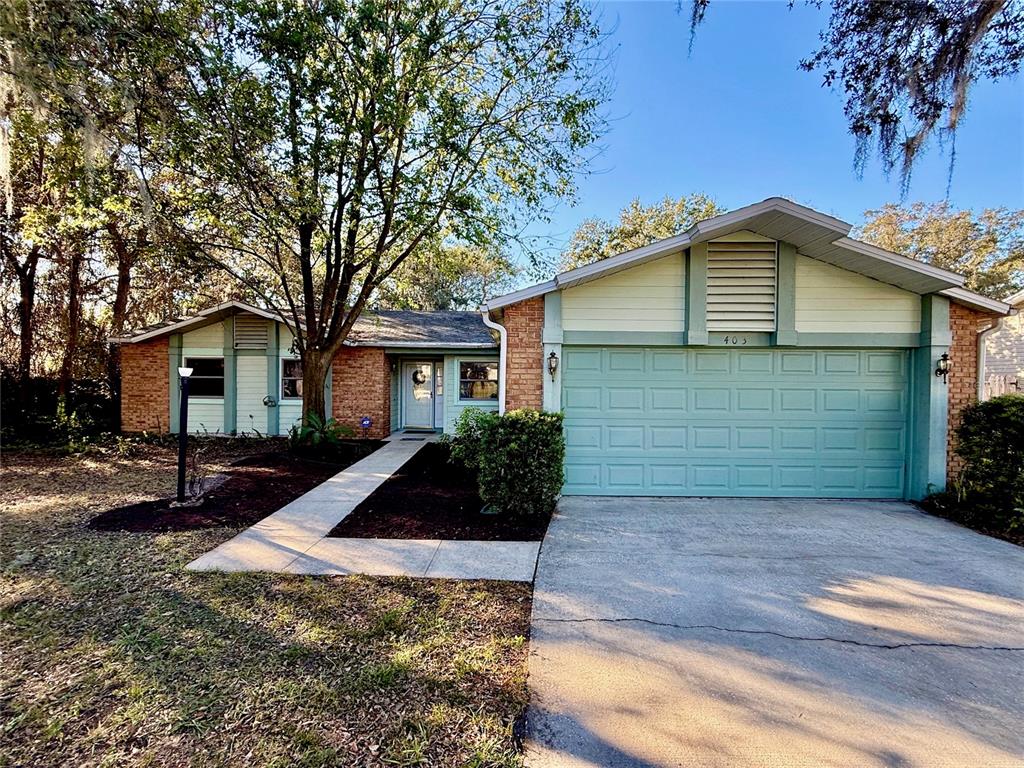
[561,347,909,497]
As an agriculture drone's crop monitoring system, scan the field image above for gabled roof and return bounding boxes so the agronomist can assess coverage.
[112,300,497,348]
[482,197,1001,311]
[348,311,496,348]
[110,301,284,343]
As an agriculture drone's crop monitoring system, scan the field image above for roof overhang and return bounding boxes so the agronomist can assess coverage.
[110,301,290,344]
[483,197,968,310]
[939,287,1014,316]
[348,341,497,349]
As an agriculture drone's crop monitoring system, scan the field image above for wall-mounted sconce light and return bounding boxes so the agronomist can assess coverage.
[262,395,278,407]
[547,350,559,381]
[935,352,951,383]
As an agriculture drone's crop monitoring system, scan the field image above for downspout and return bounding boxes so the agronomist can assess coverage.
[976,314,1007,400]
[480,308,507,415]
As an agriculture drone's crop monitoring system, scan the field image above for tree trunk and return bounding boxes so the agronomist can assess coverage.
[301,349,331,425]
[106,224,137,405]
[58,246,84,403]
[15,247,39,412]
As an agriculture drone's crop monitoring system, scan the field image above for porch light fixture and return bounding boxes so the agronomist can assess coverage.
[176,367,193,502]
[935,352,951,383]
[547,350,559,381]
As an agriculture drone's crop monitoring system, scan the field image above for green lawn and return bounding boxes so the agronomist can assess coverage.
[1,443,531,767]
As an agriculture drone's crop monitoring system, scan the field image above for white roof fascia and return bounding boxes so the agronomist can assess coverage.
[484,198,853,307]
[834,238,965,287]
[688,196,851,241]
[1004,288,1024,306]
[482,197,973,310]
[553,232,692,290]
[939,287,1014,316]
[111,300,292,343]
[481,280,557,311]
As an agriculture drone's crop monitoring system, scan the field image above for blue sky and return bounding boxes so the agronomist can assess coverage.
[526,1,1024,265]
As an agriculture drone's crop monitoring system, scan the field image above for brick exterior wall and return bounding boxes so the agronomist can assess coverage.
[947,303,999,478]
[120,338,170,433]
[502,297,544,410]
[332,346,392,439]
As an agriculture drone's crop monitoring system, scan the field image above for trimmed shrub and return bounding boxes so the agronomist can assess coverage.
[476,408,565,517]
[446,407,500,473]
[930,394,1024,534]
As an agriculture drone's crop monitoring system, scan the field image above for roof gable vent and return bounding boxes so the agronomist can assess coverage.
[706,239,777,332]
[234,314,269,349]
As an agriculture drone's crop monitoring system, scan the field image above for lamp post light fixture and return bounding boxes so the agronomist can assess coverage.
[935,352,951,383]
[547,350,559,381]
[176,366,193,503]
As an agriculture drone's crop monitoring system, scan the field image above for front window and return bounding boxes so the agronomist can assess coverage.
[281,359,303,399]
[185,357,224,397]
[459,361,498,401]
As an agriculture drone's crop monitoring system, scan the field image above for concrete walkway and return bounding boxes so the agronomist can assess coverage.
[526,497,1024,768]
[186,438,540,581]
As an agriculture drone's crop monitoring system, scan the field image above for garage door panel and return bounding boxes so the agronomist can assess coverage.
[561,347,908,498]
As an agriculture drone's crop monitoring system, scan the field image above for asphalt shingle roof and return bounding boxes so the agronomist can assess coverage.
[349,310,496,347]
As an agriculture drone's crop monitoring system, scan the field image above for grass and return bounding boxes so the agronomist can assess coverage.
[0,443,531,767]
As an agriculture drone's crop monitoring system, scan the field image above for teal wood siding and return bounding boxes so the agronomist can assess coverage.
[443,354,500,433]
[562,346,909,498]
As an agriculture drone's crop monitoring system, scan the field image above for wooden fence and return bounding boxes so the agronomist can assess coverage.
[984,374,1020,399]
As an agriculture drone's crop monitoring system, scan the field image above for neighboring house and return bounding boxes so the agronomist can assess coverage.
[983,288,1024,398]
[113,307,500,439]
[115,198,1013,501]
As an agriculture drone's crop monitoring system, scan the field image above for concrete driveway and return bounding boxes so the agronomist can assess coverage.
[526,498,1024,768]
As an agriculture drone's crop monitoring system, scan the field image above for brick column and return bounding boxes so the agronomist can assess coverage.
[503,297,544,410]
[947,303,998,478]
[120,338,170,433]
[331,346,392,439]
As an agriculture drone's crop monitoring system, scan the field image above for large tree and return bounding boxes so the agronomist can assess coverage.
[376,241,518,310]
[688,1,1024,188]
[5,0,606,423]
[858,202,1024,299]
[560,193,722,271]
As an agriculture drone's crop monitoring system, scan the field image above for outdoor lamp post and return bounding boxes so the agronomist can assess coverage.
[176,366,193,503]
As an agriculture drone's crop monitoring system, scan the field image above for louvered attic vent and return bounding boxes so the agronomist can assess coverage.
[706,240,778,332]
[233,314,269,349]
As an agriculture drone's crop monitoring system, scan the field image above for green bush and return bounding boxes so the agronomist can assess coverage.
[933,394,1024,533]
[477,408,565,517]
[447,407,500,472]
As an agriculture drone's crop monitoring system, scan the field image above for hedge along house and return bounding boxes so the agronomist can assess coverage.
[114,303,500,439]
[481,198,1014,501]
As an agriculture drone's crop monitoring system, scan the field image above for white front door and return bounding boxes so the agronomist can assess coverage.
[402,362,434,428]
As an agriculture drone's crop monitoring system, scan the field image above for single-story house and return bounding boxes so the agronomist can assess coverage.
[114,307,501,439]
[115,197,1014,501]
[982,288,1024,398]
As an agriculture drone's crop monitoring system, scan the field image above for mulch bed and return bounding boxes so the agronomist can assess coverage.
[916,499,1024,548]
[327,442,552,541]
[88,441,384,533]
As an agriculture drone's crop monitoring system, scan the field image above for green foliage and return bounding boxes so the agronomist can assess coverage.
[473,408,565,518]
[289,414,355,449]
[447,407,501,473]
[560,194,723,271]
[858,202,1023,299]
[927,395,1024,534]
[377,241,519,311]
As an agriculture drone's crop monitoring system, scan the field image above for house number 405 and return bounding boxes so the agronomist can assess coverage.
[723,335,748,345]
